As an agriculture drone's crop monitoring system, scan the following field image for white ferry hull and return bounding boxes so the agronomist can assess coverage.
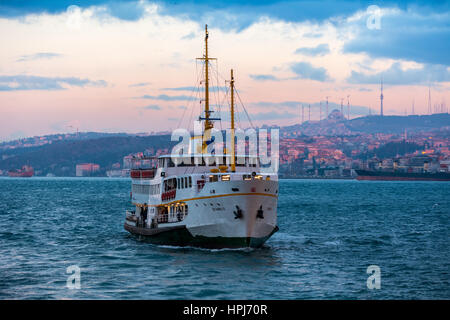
[125,179,278,248]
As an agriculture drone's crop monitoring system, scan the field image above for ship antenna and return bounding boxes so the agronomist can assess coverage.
[230,69,236,172]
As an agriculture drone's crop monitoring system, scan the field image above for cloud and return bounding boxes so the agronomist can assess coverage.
[249,74,280,81]
[100,0,147,21]
[142,105,161,110]
[347,62,450,85]
[294,44,330,56]
[254,101,301,108]
[1,1,447,34]
[181,32,196,40]
[154,0,398,31]
[0,75,107,91]
[139,94,196,101]
[253,100,370,114]
[249,111,298,121]
[290,62,331,82]
[343,7,450,66]
[162,86,227,92]
[129,82,150,87]
[302,32,323,38]
[16,52,63,62]
[0,1,147,21]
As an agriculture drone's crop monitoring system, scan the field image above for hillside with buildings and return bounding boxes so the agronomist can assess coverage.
[281,111,450,137]
[0,135,174,177]
[0,114,449,178]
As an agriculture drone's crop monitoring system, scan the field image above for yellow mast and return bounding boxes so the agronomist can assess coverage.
[230,69,236,172]
[196,24,216,153]
[204,24,212,132]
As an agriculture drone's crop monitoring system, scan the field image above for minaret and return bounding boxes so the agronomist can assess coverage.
[380,78,384,116]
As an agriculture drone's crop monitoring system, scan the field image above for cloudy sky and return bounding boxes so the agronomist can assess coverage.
[0,0,449,141]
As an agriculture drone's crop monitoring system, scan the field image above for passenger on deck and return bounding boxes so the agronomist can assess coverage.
[141,204,148,227]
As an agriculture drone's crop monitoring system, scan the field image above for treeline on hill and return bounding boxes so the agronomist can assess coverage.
[347,113,450,134]
[360,141,424,160]
[0,135,175,176]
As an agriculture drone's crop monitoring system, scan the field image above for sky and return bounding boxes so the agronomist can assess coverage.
[0,0,449,141]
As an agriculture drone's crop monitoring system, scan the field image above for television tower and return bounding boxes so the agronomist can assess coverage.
[380,78,384,116]
[301,104,304,123]
[411,99,415,115]
[340,98,344,116]
[347,95,350,120]
[428,86,432,115]
[325,96,330,119]
[319,101,322,121]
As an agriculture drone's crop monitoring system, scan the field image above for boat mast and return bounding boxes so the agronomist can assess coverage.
[230,69,236,172]
[197,24,217,153]
[204,24,212,132]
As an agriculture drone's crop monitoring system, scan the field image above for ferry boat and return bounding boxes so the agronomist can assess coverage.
[8,165,34,177]
[355,169,450,181]
[124,25,279,248]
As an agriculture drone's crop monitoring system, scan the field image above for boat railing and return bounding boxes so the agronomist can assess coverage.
[156,211,186,223]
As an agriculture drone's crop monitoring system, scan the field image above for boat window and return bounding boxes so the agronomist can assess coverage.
[243,174,252,181]
[195,157,206,166]
[209,175,219,182]
[236,156,245,167]
[205,157,216,166]
[249,157,258,167]
[189,176,192,188]
[184,177,188,188]
[181,177,184,189]
[177,178,180,189]
[168,158,175,167]
[164,178,177,191]
[178,157,195,167]
[221,175,230,181]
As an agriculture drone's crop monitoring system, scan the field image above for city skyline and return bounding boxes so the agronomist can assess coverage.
[1,0,449,141]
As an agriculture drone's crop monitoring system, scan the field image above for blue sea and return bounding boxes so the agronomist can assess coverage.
[0,177,448,299]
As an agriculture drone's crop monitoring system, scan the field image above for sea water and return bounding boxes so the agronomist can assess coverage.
[0,177,448,299]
